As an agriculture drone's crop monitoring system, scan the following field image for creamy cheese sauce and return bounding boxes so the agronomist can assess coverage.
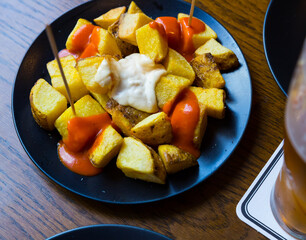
[94,57,113,92]
[94,53,166,113]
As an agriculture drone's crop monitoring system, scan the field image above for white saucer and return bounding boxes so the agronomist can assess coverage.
[237,141,297,240]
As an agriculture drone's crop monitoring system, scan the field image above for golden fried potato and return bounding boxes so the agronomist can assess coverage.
[131,112,172,145]
[190,53,225,89]
[118,13,153,46]
[88,125,123,168]
[105,98,150,136]
[117,137,166,184]
[94,6,126,29]
[47,55,88,102]
[136,23,168,63]
[66,18,92,51]
[108,20,138,57]
[162,48,195,82]
[158,145,198,174]
[54,95,105,139]
[95,27,122,58]
[192,97,208,149]
[189,87,226,119]
[195,38,239,71]
[76,56,105,93]
[127,1,143,14]
[90,92,110,110]
[30,79,67,131]
[177,13,217,49]
[155,74,191,109]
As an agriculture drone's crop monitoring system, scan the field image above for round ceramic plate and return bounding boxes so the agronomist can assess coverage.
[263,0,306,95]
[12,0,252,204]
[46,225,171,240]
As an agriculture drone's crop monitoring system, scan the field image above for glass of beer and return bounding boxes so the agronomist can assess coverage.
[270,39,306,239]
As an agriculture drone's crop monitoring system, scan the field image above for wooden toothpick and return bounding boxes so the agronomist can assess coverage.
[45,24,76,116]
[188,0,196,26]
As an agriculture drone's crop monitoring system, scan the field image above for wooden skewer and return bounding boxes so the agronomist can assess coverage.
[45,24,76,116]
[188,0,196,26]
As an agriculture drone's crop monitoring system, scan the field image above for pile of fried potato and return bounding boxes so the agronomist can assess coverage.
[30,1,239,184]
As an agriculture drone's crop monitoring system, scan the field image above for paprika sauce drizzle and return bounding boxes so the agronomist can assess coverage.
[179,17,205,61]
[58,113,111,176]
[150,16,205,61]
[60,24,101,60]
[155,17,180,50]
[163,88,200,158]
[78,26,100,59]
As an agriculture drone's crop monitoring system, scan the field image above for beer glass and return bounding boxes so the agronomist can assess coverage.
[270,39,306,239]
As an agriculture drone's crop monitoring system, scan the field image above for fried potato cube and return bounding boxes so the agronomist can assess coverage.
[108,20,138,57]
[190,53,225,89]
[95,27,122,58]
[66,18,92,51]
[192,98,208,149]
[195,38,239,71]
[54,95,105,139]
[90,92,110,110]
[131,112,172,145]
[117,137,166,184]
[94,6,126,29]
[47,55,88,102]
[178,13,217,49]
[158,145,198,174]
[76,56,106,93]
[189,87,226,119]
[162,48,195,82]
[155,74,191,109]
[136,23,168,63]
[105,98,150,136]
[118,13,153,46]
[127,1,143,14]
[88,125,123,168]
[30,79,67,131]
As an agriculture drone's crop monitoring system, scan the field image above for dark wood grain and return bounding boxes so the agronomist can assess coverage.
[0,0,286,239]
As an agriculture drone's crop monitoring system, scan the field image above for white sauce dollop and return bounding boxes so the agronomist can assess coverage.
[94,53,166,113]
[93,58,113,93]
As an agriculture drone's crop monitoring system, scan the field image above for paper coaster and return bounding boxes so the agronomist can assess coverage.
[237,140,297,240]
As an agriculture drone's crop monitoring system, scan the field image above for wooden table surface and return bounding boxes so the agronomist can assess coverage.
[0,0,286,239]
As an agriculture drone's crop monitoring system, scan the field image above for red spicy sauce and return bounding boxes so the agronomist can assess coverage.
[68,24,100,60]
[155,17,180,50]
[150,16,205,61]
[179,17,206,61]
[79,26,100,59]
[164,88,200,158]
[58,143,102,176]
[58,113,111,176]
[79,43,98,59]
[71,24,95,52]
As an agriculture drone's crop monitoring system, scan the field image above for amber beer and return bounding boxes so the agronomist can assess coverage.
[271,40,306,239]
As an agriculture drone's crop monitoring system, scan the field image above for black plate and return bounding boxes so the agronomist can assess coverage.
[12,0,252,204]
[46,224,171,240]
[263,0,306,95]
